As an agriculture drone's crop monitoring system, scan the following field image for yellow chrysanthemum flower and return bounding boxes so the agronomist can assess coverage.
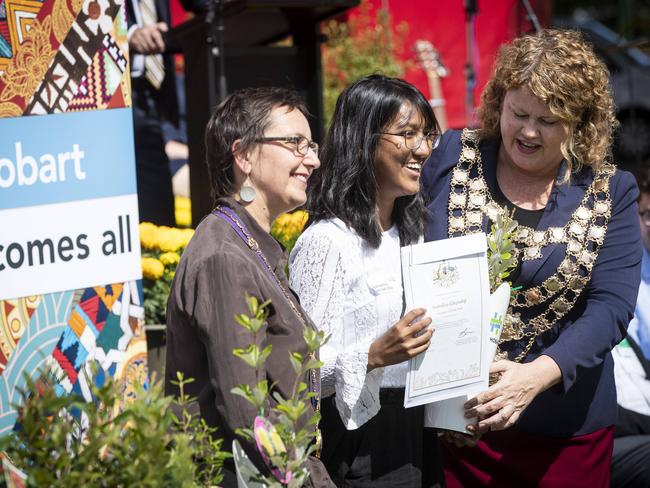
[139,222,161,250]
[142,257,165,280]
[274,213,292,228]
[271,210,310,252]
[159,252,180,267]
[175,196,192,228]
[292,210,308,228]
[154,226,193,252]
[181,228,195,246]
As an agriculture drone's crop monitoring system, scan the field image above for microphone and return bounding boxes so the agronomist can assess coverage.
[463,0,478,15]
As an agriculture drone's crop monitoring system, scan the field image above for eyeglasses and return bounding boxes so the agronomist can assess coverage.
[640,209,650,226]
[378,130,442,152]
[255,136,319,156]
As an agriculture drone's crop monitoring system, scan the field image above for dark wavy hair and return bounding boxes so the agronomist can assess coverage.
[204,87,309,205]
[307,74,437,248]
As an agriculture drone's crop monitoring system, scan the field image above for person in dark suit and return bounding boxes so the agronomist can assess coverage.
[421,29,642,487]
[126,0,202,226]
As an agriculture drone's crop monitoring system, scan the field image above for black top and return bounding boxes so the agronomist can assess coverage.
[492,181,545,228]
[492,182,545,282]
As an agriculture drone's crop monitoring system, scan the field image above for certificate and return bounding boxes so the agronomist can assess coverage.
[401,233,490,408]
[423,282,511,433]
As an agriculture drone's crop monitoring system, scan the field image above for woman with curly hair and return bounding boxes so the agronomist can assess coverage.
[422,29,643,486]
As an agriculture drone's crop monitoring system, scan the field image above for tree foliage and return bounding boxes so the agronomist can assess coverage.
[322,1,409,126]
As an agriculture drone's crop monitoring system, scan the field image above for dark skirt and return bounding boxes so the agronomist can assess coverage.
[442,425,614,488]
[320,388,444,488]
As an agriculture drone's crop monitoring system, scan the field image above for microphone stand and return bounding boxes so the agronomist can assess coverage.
[520,0,542,33]
[205,0,227,106]
[464,0,478,128]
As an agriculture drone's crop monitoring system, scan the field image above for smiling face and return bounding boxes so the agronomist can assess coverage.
[498,86,569,179]
[374,103,431,201]
[248,106,320,217]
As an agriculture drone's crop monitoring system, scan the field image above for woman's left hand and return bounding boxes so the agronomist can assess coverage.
[463,355,562,434]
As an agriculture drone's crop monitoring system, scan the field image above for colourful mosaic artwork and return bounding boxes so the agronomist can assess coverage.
[0,0,79,113]
[68,12,129,112]
[0,281,146,437]
[48,281,146,403]
[0,290,77,435]
[0,0,130,115]
[0,296,41,374]
[0,0,46,74]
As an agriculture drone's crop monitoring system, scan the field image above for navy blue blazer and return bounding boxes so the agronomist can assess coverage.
[422,130,642,437]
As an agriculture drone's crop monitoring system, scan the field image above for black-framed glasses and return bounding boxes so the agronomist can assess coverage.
[378,130,441,151]
[255,136,319,156]
[640,209,650,226]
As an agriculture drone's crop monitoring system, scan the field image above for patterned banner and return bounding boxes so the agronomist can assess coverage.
[0,0,144,438]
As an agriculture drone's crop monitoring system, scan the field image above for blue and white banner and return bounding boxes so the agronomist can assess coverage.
[0,108,141,300]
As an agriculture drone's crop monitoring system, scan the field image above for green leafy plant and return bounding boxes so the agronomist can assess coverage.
[231,294,328,488]
[170,372,232,486]
[322,1,409,126]
[486,211,519,292]
[0,369,228,487]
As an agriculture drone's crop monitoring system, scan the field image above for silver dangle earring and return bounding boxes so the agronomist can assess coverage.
[239,184,256,203]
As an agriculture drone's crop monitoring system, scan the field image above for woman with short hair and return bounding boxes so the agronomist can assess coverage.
[165,86,334,487]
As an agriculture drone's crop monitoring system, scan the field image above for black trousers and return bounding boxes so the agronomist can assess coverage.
[611,435,650,487]
[131,81,175,227]
[320,389,444,488]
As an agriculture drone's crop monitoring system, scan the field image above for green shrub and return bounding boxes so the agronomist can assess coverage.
[0,369,228,487]
[231,294,328,487]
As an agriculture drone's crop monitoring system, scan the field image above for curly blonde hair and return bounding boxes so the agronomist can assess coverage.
[478,29,618,175]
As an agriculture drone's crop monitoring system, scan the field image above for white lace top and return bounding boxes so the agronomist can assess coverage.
[289,218,407,430]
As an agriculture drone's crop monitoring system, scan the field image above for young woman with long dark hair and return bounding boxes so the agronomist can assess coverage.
[290,74,443,487]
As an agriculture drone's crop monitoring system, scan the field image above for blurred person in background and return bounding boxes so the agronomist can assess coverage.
[127,0,202,225]
[626,164,650,360]
[610,163,650,487]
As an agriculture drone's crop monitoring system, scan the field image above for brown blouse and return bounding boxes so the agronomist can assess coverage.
[165,197,333,487]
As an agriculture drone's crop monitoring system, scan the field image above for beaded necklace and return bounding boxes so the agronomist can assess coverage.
[212,205,322,456]
[447,129,615,361]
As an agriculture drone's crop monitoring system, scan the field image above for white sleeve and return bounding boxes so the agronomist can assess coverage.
[290,226,383,430]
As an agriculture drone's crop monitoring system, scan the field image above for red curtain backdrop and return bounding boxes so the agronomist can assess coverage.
[170,0,191,27]
[365,0,551,129]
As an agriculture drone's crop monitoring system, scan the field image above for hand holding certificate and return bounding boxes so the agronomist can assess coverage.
[423,282,511,433]
[401,233,490,408]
